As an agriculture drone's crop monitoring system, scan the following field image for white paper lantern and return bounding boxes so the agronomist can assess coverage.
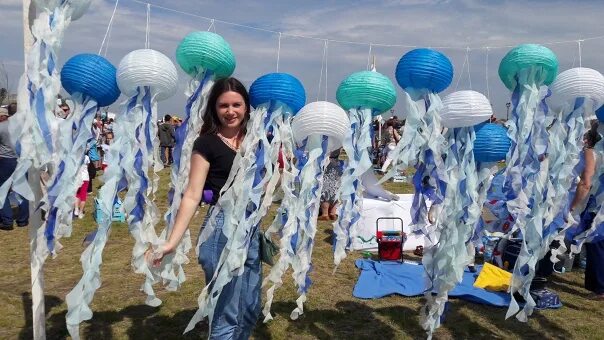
[33,0,92,21]
[440,90,492,128]
[292,101,350,152]
[117,49,178,101]
[548,67,604,112]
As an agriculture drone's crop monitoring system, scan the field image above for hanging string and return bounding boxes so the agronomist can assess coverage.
[366,43,373,70]
[325,40,328,101]
[99,0,120,55]
[145,3,151,49]
[128,0,604,51]
[466,47,472,90]
[454,48,470,91]
[578,40,583,67]
[317,43,326,101]
[207,18,215,32]
[485,47,490,101]
[276,32,282,73]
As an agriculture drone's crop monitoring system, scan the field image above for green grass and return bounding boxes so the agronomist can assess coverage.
[0,169,602,339]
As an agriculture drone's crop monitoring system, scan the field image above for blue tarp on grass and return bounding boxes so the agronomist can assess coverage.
[353,259,510,307]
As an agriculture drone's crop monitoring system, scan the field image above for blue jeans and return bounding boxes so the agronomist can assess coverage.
[198,207,262,339]
[160,146,173,165]
[0,158,29,227]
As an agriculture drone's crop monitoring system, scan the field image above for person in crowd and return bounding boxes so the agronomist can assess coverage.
[148,77,261,338]
[380,120,401,173]
[0,106,29,230]
[318,148,344,221]
[100,132,113,171]
[569,120,604,300]
[159,114,176,166]
[74,155,90,219]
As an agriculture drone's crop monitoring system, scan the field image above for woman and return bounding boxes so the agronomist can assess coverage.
[380,120,400,173]
[569,121,604,299]
[318,148,343,221]
[149,77,261,338]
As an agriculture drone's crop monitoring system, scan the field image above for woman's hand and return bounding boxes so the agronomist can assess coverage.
[145,242,175,268]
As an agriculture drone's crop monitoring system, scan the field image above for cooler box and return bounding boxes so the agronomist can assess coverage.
[376,217,406,262]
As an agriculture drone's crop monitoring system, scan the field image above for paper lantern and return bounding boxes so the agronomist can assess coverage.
[498,44,558,90]
[548,67,604,111]
[291,101,350,152]
[61,53,120,107]
[117,49,178,101]
[249,73,306,114]
[395,48,453,94]
[440,90,492,128]
[33,0,92,20]
[597,105,604,123]
[473,123,511,162]
[176,31,235,78]
[336,70,396,114]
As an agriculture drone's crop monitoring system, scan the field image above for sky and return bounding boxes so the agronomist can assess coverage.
[2,0,604,119]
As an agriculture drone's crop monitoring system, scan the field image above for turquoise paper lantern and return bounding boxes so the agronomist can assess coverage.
[474,123,511,162]
[395,48,453,94]
[498,44,558,90]
[61,53,120,107]
[336,70,396,115]
[249,73,306,114]
[176,31,236,78]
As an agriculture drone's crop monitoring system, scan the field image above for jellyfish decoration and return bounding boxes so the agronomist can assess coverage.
[472,123,513,238]
[64,49,177,338]
[332,70,396,268]
[541,68,604,265]
[158,31,236,292]
[0,2,92,338]
[420,91,493,336]
[498,44,558,321]
[261,101,350,321]
[184,73,305,333]
[381,48,453,242]
[40,54,120,261]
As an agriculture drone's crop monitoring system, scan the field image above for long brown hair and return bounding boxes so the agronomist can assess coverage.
[199,77,251,136]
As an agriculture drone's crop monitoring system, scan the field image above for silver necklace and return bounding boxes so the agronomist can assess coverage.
[217,132,240,151]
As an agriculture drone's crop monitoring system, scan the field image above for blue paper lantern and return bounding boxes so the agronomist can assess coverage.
[249,73,306,114]
[498,44,558,90]
[474,123,511,162]
[395,48,453,94]
[597,105,604,123]
[336,70,396,115]
[61,53,120,107]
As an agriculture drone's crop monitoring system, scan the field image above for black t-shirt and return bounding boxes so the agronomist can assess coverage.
[192,134,236,204]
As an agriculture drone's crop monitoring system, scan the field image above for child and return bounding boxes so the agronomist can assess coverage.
[74,155,90,219]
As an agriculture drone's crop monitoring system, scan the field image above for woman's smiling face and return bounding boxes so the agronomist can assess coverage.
[216,91,246,130]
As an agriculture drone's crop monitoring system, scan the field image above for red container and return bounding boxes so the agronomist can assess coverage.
[376,217,405,262]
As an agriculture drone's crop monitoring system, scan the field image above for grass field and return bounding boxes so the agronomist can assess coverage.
[1,168,603,339]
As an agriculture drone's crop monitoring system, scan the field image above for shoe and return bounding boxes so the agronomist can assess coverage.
[413,245,424,257]
[0,224,14,231]
[16,222,28,227]
[329,214,338,221]
[78,213,85,220]
[468,265,477,273]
